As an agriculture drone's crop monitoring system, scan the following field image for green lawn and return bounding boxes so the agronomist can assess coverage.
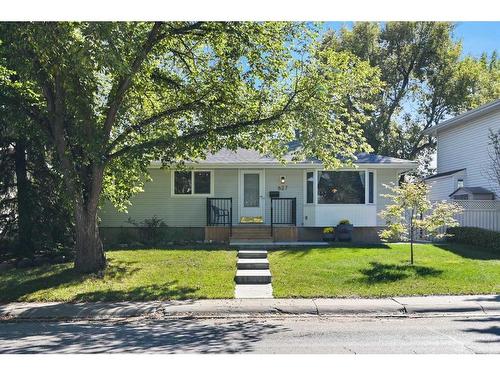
[269,243,500,298]
[0,249,236,302]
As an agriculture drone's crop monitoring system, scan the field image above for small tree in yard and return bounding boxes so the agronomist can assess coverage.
[488,129,500,191]
[379,181,462,264]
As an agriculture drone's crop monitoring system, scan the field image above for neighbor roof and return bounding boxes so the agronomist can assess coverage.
[449,187,495,197]
[423,168,466,181]
[424,99,500,135]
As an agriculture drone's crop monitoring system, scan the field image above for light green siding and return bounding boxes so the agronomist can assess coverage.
[264,169,304,225]
[99,166,401,228]
[99,169,238,227]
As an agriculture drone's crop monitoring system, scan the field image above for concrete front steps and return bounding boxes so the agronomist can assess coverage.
[234,249,273,299]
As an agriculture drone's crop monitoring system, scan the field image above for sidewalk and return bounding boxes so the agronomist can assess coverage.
[1,295,499,321]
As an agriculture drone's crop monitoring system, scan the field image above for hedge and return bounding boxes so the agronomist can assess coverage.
[446,226,500,252]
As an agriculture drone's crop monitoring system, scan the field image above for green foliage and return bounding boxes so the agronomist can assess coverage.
[379,181,462,264]
[338,219,351,225]
[0,23,381,219]
[321,22,500,174]
[127,215,167,246]
[323,227,334,234]
[446,227,500,253]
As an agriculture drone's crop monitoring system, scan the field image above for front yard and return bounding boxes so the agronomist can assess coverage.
[0,249,236,302]
[269,243,500,297]
[1,243,499,302]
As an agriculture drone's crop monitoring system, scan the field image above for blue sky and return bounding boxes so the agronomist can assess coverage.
[322,22,500,57]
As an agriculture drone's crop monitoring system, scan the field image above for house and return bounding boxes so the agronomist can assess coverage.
[424,99,500,201]
[99,146,416,244]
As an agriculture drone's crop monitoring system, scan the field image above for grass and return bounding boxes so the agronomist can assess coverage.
[0,249,236,302]
[269,243,500,298]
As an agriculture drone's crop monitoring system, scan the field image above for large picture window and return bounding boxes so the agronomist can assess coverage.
[318,171,366,204]
[173,170,212,196]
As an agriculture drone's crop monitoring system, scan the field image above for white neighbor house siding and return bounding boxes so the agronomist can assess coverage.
[436,109,500,197]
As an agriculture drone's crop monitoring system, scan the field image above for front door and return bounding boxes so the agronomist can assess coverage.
[239,170,265,223]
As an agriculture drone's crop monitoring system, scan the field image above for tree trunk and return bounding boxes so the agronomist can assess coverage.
[74,203,106,273]
[14,139,34,257]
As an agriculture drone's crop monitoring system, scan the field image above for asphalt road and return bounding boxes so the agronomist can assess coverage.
[0,315,499,354]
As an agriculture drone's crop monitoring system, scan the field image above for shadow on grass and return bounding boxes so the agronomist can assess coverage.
[0,259,140,303]
[433,243,500,261]
[270,243,391,258]
[360,261,443,283]
[72,281,201,302]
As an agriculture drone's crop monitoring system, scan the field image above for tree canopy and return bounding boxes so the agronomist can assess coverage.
[0,22,382,272]
[321,22,500,174]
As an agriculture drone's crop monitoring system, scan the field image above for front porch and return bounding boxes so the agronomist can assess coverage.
[206,197,298,243]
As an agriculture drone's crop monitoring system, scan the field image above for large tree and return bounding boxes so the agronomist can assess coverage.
[0,22,381,273]
[321,22,500,174]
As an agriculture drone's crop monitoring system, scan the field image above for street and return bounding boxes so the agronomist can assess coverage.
[1,314,499,354]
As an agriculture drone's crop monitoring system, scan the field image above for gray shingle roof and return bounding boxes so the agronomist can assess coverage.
[197,147,415,166]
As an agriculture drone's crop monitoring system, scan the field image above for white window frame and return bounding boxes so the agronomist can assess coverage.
[171,170,214,197]
[315,169,377,205]
[303,169,318,206]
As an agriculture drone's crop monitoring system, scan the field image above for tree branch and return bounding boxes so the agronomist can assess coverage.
[102,22,165,142]
[108,90,299,161]
[105,98,207,155]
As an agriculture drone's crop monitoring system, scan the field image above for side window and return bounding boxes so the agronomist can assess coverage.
[368,171,374,204]
[306,172,314,203]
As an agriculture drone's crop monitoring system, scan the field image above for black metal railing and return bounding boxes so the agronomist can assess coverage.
[206,198,233,235]
[270,197,296,236]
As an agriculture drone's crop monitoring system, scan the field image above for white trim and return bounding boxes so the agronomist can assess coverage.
[170,169,214,197]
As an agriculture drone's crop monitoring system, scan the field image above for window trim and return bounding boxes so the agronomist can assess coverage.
[171,169,214,197]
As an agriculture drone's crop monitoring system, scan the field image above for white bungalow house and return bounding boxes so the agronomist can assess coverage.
[99,146,416,244]
[424,99,500,201]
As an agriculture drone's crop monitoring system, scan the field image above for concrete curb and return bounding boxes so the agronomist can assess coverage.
[1,295,499,321]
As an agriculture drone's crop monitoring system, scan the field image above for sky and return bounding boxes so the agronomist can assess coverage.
[322,21,500,57]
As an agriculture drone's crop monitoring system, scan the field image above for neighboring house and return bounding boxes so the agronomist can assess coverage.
[99,145,416,244]
[424,99,500,202]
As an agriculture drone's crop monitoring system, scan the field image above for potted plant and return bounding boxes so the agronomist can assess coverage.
[322,227,335,242]
[336,219,353,241]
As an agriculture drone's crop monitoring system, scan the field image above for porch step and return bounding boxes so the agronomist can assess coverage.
[237,258,269,270]
[235,269,272,284]
[230,226,272,239]
[237,250,268,259]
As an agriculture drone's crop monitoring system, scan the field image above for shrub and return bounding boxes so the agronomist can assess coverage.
[323,227,334,234]
[338,219,351,225]
[446,227,500,252]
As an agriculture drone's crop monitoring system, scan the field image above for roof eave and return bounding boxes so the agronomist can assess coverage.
[424,99,500,135]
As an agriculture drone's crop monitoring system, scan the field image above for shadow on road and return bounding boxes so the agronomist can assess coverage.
[454,316,500,344]
[0,319,289,353]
